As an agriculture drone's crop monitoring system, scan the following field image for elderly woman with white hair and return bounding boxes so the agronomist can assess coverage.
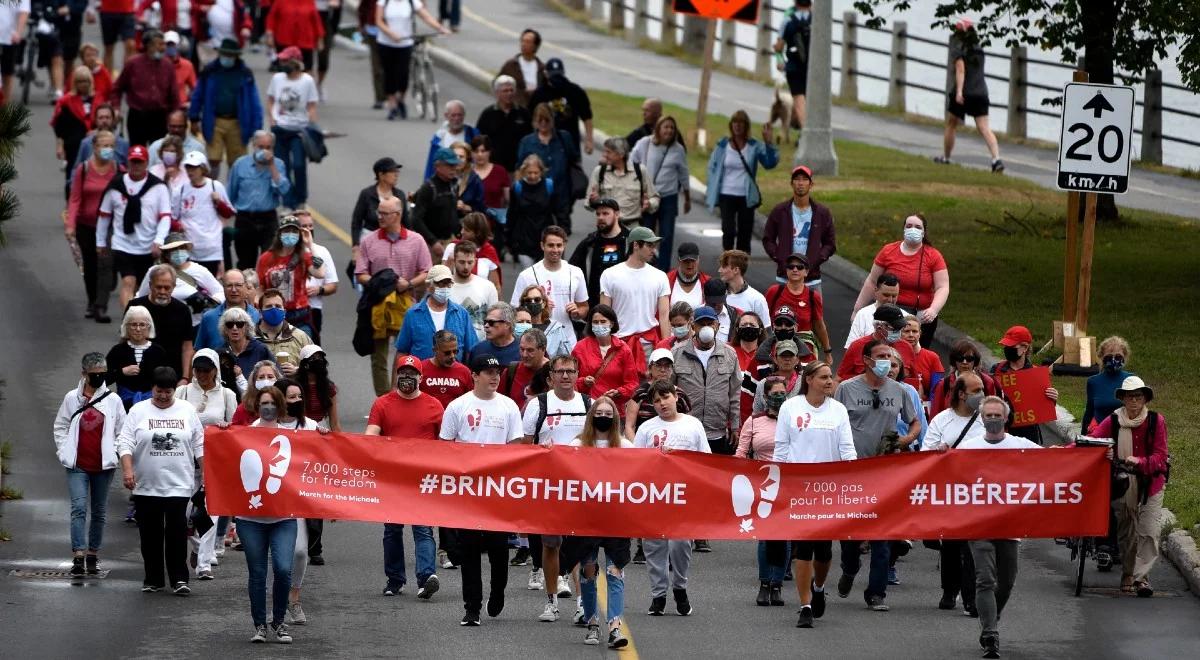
[106,306,172,410]
[586,136,659,228]
[220,306,275,379]
[53,352,128,577]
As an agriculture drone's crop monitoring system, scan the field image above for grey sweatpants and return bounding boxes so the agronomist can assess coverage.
[969,540,1019,637]
[644,539,692,597]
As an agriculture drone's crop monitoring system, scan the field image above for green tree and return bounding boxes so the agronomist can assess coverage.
[0,102,32,246]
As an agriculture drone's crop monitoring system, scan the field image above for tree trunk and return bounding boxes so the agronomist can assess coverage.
[1081,0,1120,221]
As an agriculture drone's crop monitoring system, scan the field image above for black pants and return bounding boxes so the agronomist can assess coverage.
[234,210,279,269]
[309,308,323,346]
[306,518,324,557]
[316,7,341,75]
[76,224,101,309]
[133,495,190,588]
[940,540,976,606]
[455,529,509,614]
[126,107,168,150]
[718,194,755,253]
[708,435,734,456]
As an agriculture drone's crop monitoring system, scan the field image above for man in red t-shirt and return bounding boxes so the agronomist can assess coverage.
[366,354,445,600]
[420,331,473,410]
[503,329,549,409]
[838,304,915,381]
[764,253,833,362]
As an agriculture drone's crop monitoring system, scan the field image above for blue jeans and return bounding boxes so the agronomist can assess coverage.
[580,551,625,625]
[271,126,307,209]
[643,193,679,271]
[757,540,789,583]
[840,540,890,600]
[67,468,114,552]
[383,523,436,587]
[238,518,297,627]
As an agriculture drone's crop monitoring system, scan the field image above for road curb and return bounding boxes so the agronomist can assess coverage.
[1164,529,1200,597]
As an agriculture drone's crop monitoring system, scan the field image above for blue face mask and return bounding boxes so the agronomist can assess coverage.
[261,307,287,327]
[886,329,902,343]
[98,147,115,161]
[169,250,189,266]
[592,324,611,338]
[514,322,532,338]
[280,232,300,248]
[432,287,452,303]
[165,45,179,58]
[871,359,892,378]
[254,149,270,164]
[219,56,236,69]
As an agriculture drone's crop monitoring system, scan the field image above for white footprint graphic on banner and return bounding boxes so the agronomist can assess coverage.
[731,464,782,533]
[239,435,292,508]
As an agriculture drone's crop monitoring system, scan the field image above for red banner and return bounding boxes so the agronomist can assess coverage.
[204,428,1109,541]
[995,366,1058,427]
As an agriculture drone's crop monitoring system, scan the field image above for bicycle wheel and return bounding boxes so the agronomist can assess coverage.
[20,42,36,106]
[424,59,439,123]
[1074,537,1088,597]
[410,54,427,119]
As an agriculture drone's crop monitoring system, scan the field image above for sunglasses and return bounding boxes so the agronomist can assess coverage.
[521,298,543,305]
[224,321,247,329]
[786,263,807,270]
[483,319,507,326]
[956,355,979,363]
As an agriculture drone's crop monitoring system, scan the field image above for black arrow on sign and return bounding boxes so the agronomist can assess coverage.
[1082,92,1115,118]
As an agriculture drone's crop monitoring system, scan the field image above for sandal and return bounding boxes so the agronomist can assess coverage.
[1120,576,1135,593]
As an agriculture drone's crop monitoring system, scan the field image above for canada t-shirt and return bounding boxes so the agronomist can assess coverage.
[633,414,712,453]
[367,391,445,440]
[440,391,524,445]
[522,391,589,446]
[599,262,669,337]
[420,358,473,410]
[116,399,205,498]
[510,261,589,329]
[267,72,319,130]
[764,283,824,331]
[872,242,948,311]
[451,275,498,338]
[173,178,233,263]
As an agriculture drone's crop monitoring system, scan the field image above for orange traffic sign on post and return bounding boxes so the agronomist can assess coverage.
[672,0,760,23]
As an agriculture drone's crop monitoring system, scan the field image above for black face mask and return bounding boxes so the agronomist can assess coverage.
[774,328,795,342]
[286,401,304,420]
[87,373,106,388]
[737,326,761,342]
[1003,346,1022,363]
[592,416,614,432]
[306,359,327,375]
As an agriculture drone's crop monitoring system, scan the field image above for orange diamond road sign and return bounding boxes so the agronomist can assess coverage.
[673,0,761,24]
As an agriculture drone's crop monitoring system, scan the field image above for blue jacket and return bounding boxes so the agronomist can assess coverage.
[194,302,261,351]
[395,297,478,361]
[423,124,480,180]
[189,60,264,148]
[704,137,780,210]
[517,129,578,207]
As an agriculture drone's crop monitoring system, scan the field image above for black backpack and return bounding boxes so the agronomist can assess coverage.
[532,391,593,442]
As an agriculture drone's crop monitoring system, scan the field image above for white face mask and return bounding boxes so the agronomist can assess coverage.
[904,227,925,244]
[697,326,717,344]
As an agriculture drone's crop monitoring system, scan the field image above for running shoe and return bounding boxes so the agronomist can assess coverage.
[272,622,292,644]
[811,583,827,618]
[438,549,456,569]
[991,159,1005,173]
[418,574,440,600]
[693,540,712,553]
[70,557,85,577]
[539,601,559,622]
[141,584,161,593]
[888,567,900,585]
[673,588,692,616]
[510,547,530,566]
[308,554,325,566]
[197,570,214,580]
[173,582,191,596]
[796,606,814,628]
[939,593,957,610]
[867,595,889,611]
[584,624,600,645]
[461,611,481,626]
[250,625,268,643]
[933,155,952,164]
[837,574,854,598]
[647,596,666,616]
[528,567,544,590]
[486,592,505,617]
[85,555,99,575]
[286,602,306,625]
[556,575,572,598]
[383,579,404,596]
[608,627,629,649]
[981,634,1000,658]
[1135,581,1154,598]
[573,606,585,626]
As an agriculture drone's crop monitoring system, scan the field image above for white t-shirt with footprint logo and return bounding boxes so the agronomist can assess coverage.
[633,414,712,453]
[441,391,525,445]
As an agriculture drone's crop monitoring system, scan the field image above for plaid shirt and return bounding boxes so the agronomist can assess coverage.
[355,228,432,281]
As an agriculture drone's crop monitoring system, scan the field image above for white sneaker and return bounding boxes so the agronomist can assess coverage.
[538,601,560,622]
[285,602,306,625]
[527,568,544,590]
[250,625,267,643]
[557,575,572,598]
[215,547,225,558]
[573,606,586,626]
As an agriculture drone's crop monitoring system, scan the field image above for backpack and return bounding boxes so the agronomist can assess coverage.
[513,177,552,198]
[597,161,645,204]
[533,391,593,442]
[784,11,811,66]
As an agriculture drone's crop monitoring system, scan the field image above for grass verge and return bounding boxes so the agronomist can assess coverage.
[1,485,22,500]
[587,88,1200,529]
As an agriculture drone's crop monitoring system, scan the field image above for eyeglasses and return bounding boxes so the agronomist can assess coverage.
[521,298,543,305]
[127,322,149,328]
[483,319,507,326]
[224,321,247,329]
[551,369,577,376]
[956,355,979,363]
[785,264,807,270]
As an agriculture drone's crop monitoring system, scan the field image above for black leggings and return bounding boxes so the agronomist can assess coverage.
[719,194,755,253]
[76,224,100,308]
[378,44,413,96]
[133,495,190,588]
[316,7,341,75]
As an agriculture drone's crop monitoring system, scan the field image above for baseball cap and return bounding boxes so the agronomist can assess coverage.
[791,165,814,181]
[373,157,402,174]
[773,305,797,324]
[191,355,216,370]
[676,242,700,261]
[999,325,1033,347]
[427,264,452,284]
[545,58,566,77]
[786,252,809,268]
[277,46,303,62]
[395,354,424,375]
[470,354,502,374]
[593,197,620,212]
[182,151,207,168]
[163,31,181,45]
[433,147,461,166]
[954,17,975,32]
[628,226,662,244]
[693,306,719,322]
[160,231,192,251]
[648,348,674,364]
[774,340,799,356]
[703,278,728,300]
[873,304,906,330]
[128,145,149,162]
[299,344,325,361]
[278,215,301,231]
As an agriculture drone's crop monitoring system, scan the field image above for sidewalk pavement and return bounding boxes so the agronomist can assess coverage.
[443,0,1200,219]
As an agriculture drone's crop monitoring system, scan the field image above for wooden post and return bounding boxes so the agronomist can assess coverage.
[1141,68,1163,165]
[720,19,737,69]
[693,19,718,150]
[755,1,774,79]
[1007,46,1027,138]
[563,0,585,9]
[1062,69,1089,328]
[839,11,858,102]
[1074,192,1097,334]
[887,21,907,112]
[660,0,678,49]
[609,0,625,31]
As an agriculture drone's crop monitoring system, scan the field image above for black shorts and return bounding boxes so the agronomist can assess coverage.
[59,18,83,61]
[947,93,989,120]
[791,539,833,562]
[0,44,17,77]
[100,12,136,46]
[112,250,154,281]
[785,67,808,96]
[377,43,413,96]
[37,33,61,67]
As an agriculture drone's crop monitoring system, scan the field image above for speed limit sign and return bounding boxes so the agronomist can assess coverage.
[1056,83,1135,194]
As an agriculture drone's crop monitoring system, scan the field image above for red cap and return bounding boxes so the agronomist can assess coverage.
[394,354,423,375]
[128,145,149,162]
[998,325,1033,347]
[791,165,813,181]
[277,46,303,62]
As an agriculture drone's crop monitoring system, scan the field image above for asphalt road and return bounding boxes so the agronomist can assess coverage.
[1,37,1198,660]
